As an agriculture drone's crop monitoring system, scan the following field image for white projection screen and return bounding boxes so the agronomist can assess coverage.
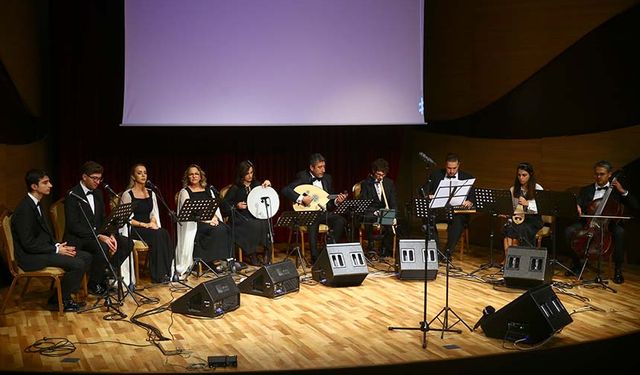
[122,0,425,126]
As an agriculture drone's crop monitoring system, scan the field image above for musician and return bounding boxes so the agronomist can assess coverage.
[502,162,543,255]
[118,163,172,284]
[359,158,397,258]
[64,161,133,296]
[12,169,92,312]
[564,160,638,284]
[419,153,474,255]
[174,164,230,280]
[221,160,272,266]
[282,153,347,264]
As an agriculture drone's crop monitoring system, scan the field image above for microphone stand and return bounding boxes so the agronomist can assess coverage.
[218,187,245,273]
[151,185,183,285]
[75,200,127,320]
[261,196,275,265]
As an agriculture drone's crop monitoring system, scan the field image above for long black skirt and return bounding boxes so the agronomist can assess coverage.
[503,214,543,248]
[133,227,172,283]
[231,217,269,256]
[194,222,231,262]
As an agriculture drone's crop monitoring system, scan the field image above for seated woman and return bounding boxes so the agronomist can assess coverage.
[221,160,272,266]
[502,162,544,257]
[119,163,172,284]
[174,164,230,279]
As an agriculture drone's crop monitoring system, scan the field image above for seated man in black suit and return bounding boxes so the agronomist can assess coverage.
[359,158,397,258]
[64,161,133,295]
[564,160,638,284]
[11,169,92,312]
[282,153,347,264]
[419,153,475,255]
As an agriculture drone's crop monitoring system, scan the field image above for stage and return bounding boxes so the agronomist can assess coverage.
[1,245,639,373]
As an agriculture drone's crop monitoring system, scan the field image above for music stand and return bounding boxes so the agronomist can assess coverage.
[177,198,219,279]
[276,211,321,272]
[388,197,459,348]
[534,190,578,276]
[334,199,373,242]
[470,188,513,275]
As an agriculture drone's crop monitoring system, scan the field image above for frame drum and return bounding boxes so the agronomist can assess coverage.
[247,186,280,219]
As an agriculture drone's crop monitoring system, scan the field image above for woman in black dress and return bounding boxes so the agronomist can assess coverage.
[222,160,272,265]
[174,164,230,279]
[502,162,544,256]
[120,163,172,283]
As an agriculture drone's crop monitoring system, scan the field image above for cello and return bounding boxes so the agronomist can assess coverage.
[570,173,624,260]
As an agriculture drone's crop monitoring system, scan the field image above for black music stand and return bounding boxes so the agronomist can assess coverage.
[470,188,513,275]
[177,198,219,279]
[389,197,459,349]
[334,199,373,242]
[277,211,321,272]
[534,190,578,276]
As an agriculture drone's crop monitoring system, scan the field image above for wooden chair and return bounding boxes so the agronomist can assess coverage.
[1,211,66,313]
[535,215,554,248]
[435,222,469,260]
[49,198,66,242]
[353,181,397,259]
[110,193,150,282]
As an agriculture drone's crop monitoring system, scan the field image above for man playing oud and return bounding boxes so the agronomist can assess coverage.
[282,153,347,264]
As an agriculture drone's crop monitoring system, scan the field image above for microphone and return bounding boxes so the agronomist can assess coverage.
[103,183,120,199]
[418,152,436,166]
[472,305,495,331]
[420,186,427,198]
[145,180,157,190]
[209,185,219,195]
[68,190,89,205]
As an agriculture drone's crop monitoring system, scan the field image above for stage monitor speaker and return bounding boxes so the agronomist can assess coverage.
[503,246,553,289]
[396,239,438,280]
[238,259,300,298]
[312,242,368,287]
[170,274,240,317]
[480,284,572,344]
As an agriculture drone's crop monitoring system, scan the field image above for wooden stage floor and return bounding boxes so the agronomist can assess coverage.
[1,245,639,373]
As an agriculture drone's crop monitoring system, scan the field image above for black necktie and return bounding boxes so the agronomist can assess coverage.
[36,202,42,216]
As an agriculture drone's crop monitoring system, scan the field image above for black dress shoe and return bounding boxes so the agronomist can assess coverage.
[247,254,260,266]
[48,299,85,312]
[613,270,624,284]
[88,283,107,296]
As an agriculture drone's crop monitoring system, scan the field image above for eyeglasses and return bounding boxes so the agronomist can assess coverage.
[87,175,103,182]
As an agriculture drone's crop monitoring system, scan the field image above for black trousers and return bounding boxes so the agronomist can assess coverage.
[564,222,625,267]
[70,234,132,287]
[307,212,346,259]
[18,250,92,300]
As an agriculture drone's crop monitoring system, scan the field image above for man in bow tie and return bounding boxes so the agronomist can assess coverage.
[564,160,638,284]
[11,169,92,312]
[419,153,475,257]
[359,158,397,258]
[64,161,132,295]
[282,153,347,264]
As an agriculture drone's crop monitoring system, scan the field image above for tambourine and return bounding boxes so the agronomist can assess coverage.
[247,186,280,219]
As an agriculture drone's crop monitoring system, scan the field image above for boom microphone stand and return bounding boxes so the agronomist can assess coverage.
[388,166,455,349]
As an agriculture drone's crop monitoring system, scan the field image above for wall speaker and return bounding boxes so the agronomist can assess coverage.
[504,246,553,289]
[170,275,240,317]
[480,284,573,344]
[312,242,368,287]
[396,239,438,280]
[238,259,300,298]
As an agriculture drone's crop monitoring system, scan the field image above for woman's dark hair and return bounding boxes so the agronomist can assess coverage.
[235,160,255,186]
[513,162,537,200]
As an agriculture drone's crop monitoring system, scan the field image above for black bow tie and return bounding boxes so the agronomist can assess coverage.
[312,177,323,182]
[446,175,455,179]
[86,190,94,195]
[596,186,607,191]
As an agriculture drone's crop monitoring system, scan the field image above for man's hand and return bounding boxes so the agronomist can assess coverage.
[612,179,627,194]
[335,193,347,205]
[462,200,473,208]
[98,234,118,255]
[302,195,313,206]
[58,242,76,257]
[209,217,220,226]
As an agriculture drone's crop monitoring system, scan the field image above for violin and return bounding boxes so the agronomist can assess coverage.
[570,172,624,259]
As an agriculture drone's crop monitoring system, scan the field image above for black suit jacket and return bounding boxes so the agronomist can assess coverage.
[359,176,397,211]
[282,171,338,210]
[11,196,57,270]
[63,183,107,243]
[576,184,639,216]
[422,169,476,204]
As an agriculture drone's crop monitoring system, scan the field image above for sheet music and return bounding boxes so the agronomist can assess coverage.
[430,178,476,209]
